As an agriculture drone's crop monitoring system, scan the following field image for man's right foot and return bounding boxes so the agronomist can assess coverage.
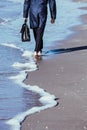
[34,51,38,57]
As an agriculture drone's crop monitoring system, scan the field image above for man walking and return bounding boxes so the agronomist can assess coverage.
[23,0,56,57]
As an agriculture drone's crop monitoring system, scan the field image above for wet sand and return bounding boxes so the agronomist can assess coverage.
[21,1,87,130]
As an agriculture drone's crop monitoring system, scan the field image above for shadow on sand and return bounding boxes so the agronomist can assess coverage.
[45,45,87,55]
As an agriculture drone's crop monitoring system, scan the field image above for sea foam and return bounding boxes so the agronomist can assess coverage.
[6,69,57,130]
[5,43,57,130]
[12,62,37,72]
[0,43,21,50]
[6,80,57,130]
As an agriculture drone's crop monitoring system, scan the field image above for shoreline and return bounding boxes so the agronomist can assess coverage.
[21,1,87,130]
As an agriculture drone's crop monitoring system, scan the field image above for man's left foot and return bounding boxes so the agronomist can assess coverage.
[38,51,42,56]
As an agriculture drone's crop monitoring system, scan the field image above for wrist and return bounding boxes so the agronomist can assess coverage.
[51,19,55,24]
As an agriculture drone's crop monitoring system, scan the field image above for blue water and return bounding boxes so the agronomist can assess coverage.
[0,46,41,130]
[0,0,87,130]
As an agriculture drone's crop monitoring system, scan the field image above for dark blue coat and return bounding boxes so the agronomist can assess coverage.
[23,0,56,29]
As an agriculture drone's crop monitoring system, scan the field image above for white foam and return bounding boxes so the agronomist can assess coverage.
[0,43,21,50]
[7,58,57,130]
[22,50,33,58]
[6,80,57,130]
[12,62,37,72]
[0,18,11,25]
[9,71,27,83]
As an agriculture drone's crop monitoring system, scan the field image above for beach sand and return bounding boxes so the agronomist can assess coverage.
[21,1,87,130]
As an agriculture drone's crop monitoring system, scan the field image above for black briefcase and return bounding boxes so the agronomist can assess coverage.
[20,21,30,42]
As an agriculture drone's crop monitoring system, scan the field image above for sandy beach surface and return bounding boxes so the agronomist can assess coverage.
[21,1,87,130]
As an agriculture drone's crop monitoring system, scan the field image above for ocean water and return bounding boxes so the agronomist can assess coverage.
[0,0,87,130]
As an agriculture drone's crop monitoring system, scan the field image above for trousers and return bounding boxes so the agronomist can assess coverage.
[33,26,45,52]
